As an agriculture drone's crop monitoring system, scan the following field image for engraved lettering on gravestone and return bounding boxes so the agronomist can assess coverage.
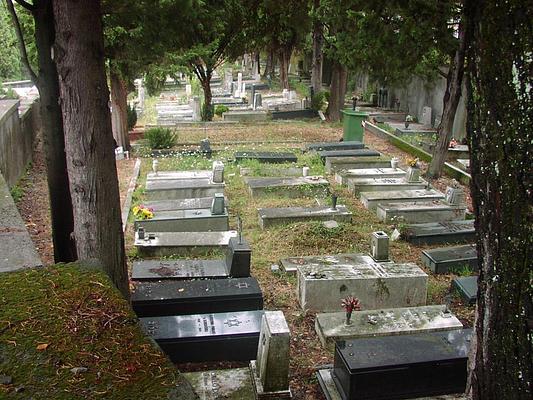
[236,282,250,289]
[137,227,145,240]
[224,317,242,327]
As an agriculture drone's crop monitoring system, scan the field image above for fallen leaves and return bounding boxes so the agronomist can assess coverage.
[36,343,49,351]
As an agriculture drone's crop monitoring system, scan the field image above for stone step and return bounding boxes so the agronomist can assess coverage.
[403,220,476,245]
[452,276,478,304]
[315,305,463,350]
[134,208,229,233]
[234,151,298,164]
[132,277,263,317]
[144,196,229,212]
[325,155,392,173]
[296,256,427,312]
[140,310,264,363]
[360,189,445,210]
[377,200,467,224]
[134,230,237,257]
[319,148,381,162]
[244,176,329,198]
[258,205,352,229]
[305,141,365,152]
[348,177,427,193]
[145,178,225,201]
[421,244,478,274]
[335,167,406,185]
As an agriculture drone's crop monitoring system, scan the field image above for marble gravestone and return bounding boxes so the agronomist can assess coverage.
[250,311,291,399]
[319,149,381,162]
[403,220,475,245]
[347,177,427,194]
[144,196,229,212]
[146,170,212,181]
[258,205,352,229]
[234,151,298,164]
[325,156,392,173]
[134,207,229,233]
[421,244,478,274]
[182,368,255,400]
[360,189,445,210]
[280,253,375,276]
[376,200,467,224]
[335,168,406,185]
[305,141,365,152]
[452,276,478,305]
[145,178,225,201]
[244,176,329,198]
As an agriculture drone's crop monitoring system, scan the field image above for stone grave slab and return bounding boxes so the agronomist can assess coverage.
[240,166,302,177]
[132,277,263,317]
[225,237,252,278]
[421,244,478,274]
[245,176,329,198]
[403,220,475,245]
[457,159,470,172]
[183,368,255,400]
[360,189,445,210]
[319,149,381,162]
[146,178,225,201]
[348,177,427,194]
[132,259,228,280]
[296,258,427,312]
[134,230,237,257]
[335,168,406,185]
[223,110,269,122]
[258,205,352,229]
[280,253,375,276]
[140,310,264,362]
[315,305,463,350]
[376,201,467,224]
[319,329,471,400]
[305,141,365,152]
[134,208,229,232]
[146,170,211,181]
[234,151,298,164]
[325,156,392,173]
[144,196,229,212]
[452,276,478,305]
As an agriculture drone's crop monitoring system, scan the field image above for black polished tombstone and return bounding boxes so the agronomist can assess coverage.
[452,276,478,305]
[132,277,263,317]
[403,220,476,245]
[140,310,263,362]
[318,149,381,162]
[332,329,472,400]
[234,151,298,164]
[421,244,478,274]
[305,141,365,152]
[225,236,252,277]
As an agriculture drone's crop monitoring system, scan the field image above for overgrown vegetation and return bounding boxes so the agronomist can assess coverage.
[214,104,229,117]
[126,104,137,131]
[143,127,177,149]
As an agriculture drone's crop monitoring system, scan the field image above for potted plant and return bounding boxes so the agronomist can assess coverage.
[406,157,421,182]
[404,114,413,129]
[341,296,362,325]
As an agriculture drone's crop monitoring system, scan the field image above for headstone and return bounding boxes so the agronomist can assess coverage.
[371,231,389,261]
[452,276,478,304]
[240,166,302,177]
[183,368,254,400]
[211,193,225,215]
[225,236,252,277]
[321,329,472,400]
[191,96,201,121]
[131,277,263,317]
[305,141,365,152]
[234,151,298,164]
[145,178,224,201]
[258,205,352,229]
[146,170,211,181]
[132,259,228,281]
[280,253,374,276]
[250,311,291,399]
[145,196,229,212]
[421,244,478,274]
[319,149,381,161]
[403,220,475,245]
[325,156,392,173]
[318,110,326,122]
[335,167,406,185]
[237,72,243,97]
[185,84,192,97]
[244,176,329,198]
[200,138,212,158]
[253,93,262,110]
[376,200,467,224]
[360,189,445,211]
[134,208,229,232]
[211,160,224,183]
[288,90,297,100]
[241,82,246,97]
[445,186,467,206]
[348,177,427,194]
[224,69,233,92]
[315,305,463,350]
[140,310,264,362]
[422,106,432,126]
[282,89,289,100]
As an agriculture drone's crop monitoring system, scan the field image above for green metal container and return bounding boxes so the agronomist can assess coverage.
[341,110,368,142]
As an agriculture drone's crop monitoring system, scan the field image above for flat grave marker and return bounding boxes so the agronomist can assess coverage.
[403,220,475,245]
[258,205,352,229]
[360,189,445,210]
[183,368,255,400]
[245,176,329,198]
[144,196,229,212]
[134,208,229,232]
[376,200,467,224]
[319,148,381,162]
[452,276,478,305]
[234,151,298,164]
[421,244,478,274]
[325,156,392,173]
[305,141,365,152]
[348,177,427,194]
[145,178,225,201]
[335,168,406,185]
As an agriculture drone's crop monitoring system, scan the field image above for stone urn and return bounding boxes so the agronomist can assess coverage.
[391,157,399,170]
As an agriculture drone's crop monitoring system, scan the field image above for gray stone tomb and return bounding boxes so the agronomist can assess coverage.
[371,231,389,261]
[335,167,406,185]
[376,200,467,224]
[258,205,352,229]
[360,188,445,210]
[348,177,427,194]
[325,155,392,173]
[244,176,329,198]
[145,178,225,201]
[134,206,229,233]
[421,244,478,274]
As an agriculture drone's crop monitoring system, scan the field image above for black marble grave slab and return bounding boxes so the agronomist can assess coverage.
[421,244,478,274]
[452,276,478,305]
[132,259,228,281]
[272,109,318,120]
[226,237,252,277]
[305,141,365,152]
[403,220,476,245]
[332,329,472,400]
[319,149,381,162]
[234,151,298,164]
[132,277,263,317]
[140,310,264,362]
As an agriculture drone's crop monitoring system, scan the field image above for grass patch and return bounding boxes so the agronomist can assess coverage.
[0,263,193,399]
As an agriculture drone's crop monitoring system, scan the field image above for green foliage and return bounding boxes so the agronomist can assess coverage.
[126,103,137,131]
[311,91,329,111]
[144,127,177,149]
[9,184,24,203]
[201,102,214,121]
[215,104,229,117]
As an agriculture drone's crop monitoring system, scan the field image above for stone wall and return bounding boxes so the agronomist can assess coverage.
[0,98,40,187]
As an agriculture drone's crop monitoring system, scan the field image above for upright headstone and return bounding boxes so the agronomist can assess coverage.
[288,90,297,100]
[136,78,145,112]
[445,186,466,206]
[253,93,262,110]
[191,96,201,121]
[211,193,225,215]
[250,311,291,399]
[282,89,289,100]
[224,69,233,92]
[241,82,246,97]
[200,139,212,158]
[185,84,192,98]
[237,72,243,97]
[371,231,389,261]
[225,236,252,277]
[422,106,432,127]
[212,161,225,183]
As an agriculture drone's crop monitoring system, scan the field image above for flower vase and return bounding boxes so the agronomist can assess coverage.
[391,158,399,170]
[407,166,421,182]
[345,311,352,325]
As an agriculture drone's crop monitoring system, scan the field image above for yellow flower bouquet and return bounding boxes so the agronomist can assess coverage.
[406,157,420,168]
[133,205,154,220]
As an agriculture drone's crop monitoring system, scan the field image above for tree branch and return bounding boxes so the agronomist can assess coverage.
[14,0,34,11]
[5,0,38,83]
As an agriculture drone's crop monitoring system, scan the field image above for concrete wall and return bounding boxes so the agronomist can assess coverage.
[0,98,40,187]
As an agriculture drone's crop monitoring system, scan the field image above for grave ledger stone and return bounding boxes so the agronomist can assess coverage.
[421,244,478,274]
[403,220,475,245]
[452,276,478,305]
[234,151,298,164]
[258,205,352,229]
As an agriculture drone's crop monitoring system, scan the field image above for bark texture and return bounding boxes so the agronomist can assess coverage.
[110,68,130,150]
[53,0,128,298]
[428,24,466,179]
[465,1,533,399]
[310,0,323,93]
[327,60,347,122]
[278,46,292,90]
[262,47,275,79]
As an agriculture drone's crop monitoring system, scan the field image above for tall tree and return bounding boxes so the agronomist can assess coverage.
[310,0,323,93]
[52,0,128,297]
[5,0,77,262]
[464,0,533,398]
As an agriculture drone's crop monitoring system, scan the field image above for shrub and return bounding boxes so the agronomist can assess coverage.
[311,91,329,111]
[214,104,229,117]
[127,104,137,131]
[201,102,214,121]
[144,127,177,149]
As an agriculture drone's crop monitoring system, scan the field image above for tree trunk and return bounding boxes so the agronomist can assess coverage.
[255,52,260,76]
[464,1,533,399]
[32,0,77,262]
[427,25,466,179]
[200,74,213,121]
[311,0,323,93]
[110,68,130,150]
[262,47,275,79]
[278,47,291,90]
[327,60,348,122]
[53,0,129,298]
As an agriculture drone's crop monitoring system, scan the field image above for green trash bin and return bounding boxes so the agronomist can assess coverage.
[341,110,368,142]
